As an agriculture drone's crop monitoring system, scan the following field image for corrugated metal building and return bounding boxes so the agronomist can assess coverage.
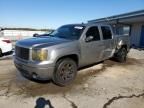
[88,10,144,48]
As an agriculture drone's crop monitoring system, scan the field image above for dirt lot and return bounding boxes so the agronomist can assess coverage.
[0,49,144,108]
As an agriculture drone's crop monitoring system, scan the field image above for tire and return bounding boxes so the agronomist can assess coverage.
[0,49,3,57]
[115,48,127,63]
[53,58,77,86]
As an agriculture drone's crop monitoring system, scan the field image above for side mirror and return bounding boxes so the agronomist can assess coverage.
[33,33,39,37]
[85,36,94,42]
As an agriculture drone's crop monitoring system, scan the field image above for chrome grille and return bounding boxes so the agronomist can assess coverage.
[15,46,29,60]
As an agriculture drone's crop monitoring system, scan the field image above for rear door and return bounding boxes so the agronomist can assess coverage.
[100,26,115,59]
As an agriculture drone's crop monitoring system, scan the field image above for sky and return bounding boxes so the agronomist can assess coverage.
[0,0,144,29]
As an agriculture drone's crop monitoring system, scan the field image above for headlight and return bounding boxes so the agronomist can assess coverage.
[32,49,48,61]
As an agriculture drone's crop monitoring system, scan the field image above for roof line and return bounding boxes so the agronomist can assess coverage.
[89,9,144,23]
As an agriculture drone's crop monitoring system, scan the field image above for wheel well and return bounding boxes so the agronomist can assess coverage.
[56,54,79,66]
[121,45,127,50]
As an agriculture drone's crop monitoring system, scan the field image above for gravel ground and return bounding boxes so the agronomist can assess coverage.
[0,49,144,108]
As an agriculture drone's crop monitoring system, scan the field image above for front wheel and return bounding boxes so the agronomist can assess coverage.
[115,48,127,63]
[53,58,77,86]
[0,49,3,57]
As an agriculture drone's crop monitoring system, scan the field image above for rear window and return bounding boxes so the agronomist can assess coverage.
[101,26,112,40]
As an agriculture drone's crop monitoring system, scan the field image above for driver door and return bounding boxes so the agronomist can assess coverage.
[80,26,104,66]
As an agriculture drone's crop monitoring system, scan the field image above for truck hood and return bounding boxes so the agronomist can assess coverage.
[16,36,72,48]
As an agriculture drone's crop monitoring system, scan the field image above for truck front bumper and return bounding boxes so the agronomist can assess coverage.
[14,57,55,81]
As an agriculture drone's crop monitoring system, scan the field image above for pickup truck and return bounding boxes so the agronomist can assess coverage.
[14,24,130,86]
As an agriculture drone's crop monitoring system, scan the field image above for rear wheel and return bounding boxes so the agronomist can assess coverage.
[53,58,77,86]
[115,47,127,63]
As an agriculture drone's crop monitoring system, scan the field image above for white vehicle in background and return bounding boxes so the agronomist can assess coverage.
[0,33,13,57]
[0,28,13,57]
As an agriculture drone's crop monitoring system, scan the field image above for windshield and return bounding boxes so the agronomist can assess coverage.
[49,25,85,40]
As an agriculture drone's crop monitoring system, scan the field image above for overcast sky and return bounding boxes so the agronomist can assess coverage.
[0,0,144,29]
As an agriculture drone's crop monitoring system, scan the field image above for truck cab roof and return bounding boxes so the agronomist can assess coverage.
[64,23,111,27]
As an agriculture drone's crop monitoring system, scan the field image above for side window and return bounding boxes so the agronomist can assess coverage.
[86,26,100,41]
[101,26,112,40]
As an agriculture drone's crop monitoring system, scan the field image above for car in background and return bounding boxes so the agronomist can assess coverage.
[0,37,13,57]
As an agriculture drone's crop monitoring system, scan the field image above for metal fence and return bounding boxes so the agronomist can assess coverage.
[3,30,46,41]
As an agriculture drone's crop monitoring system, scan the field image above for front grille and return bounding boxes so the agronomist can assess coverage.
[15,46,29,60]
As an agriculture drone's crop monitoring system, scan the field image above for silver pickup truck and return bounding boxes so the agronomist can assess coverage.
[14,24,130,86]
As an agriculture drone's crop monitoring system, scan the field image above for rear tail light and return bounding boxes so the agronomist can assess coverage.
[2,40,11,43]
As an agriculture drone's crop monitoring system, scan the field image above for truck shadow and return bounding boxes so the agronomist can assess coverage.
[74,57,143,85]
[3,57,143,98]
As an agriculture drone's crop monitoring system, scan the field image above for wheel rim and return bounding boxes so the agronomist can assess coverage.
[59,63,75,82]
